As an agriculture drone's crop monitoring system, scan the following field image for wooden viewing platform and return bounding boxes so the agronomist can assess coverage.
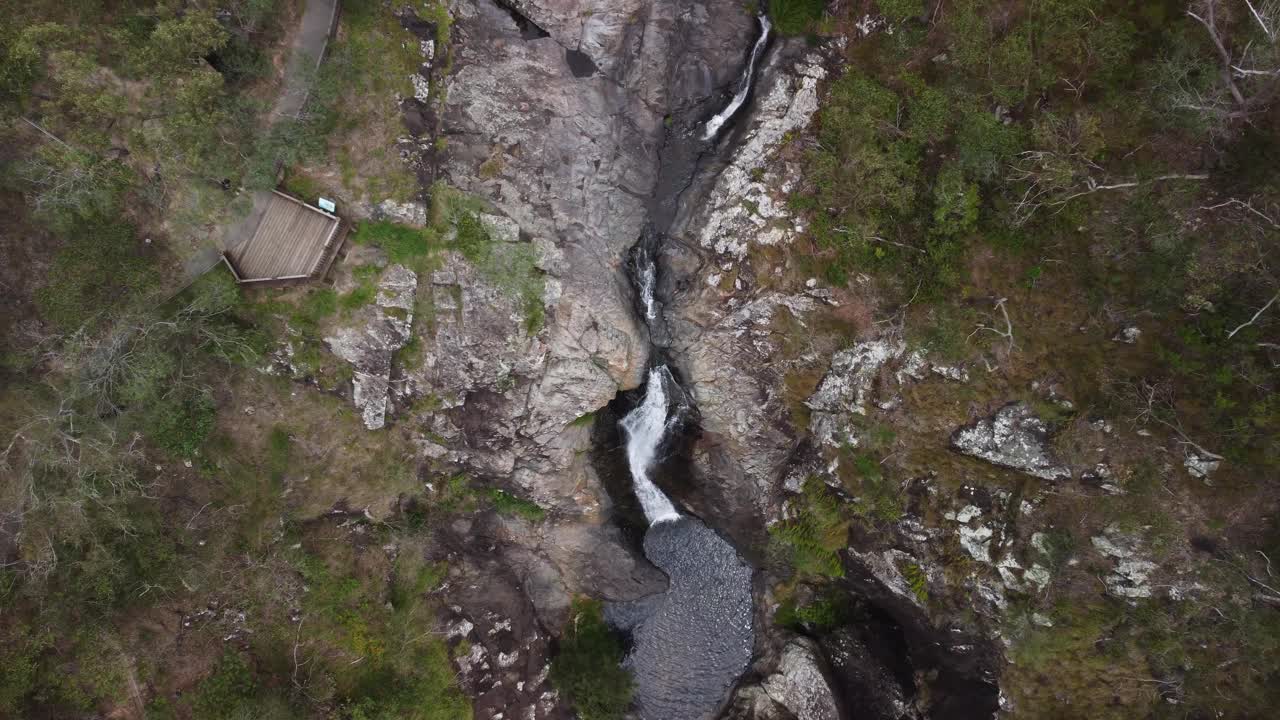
[223,190,345,285]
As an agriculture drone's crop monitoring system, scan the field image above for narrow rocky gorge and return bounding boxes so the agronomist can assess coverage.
[392,1,1003,718]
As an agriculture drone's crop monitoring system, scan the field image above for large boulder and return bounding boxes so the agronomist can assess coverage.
[760,638,844,720]
[950,402,1071,481]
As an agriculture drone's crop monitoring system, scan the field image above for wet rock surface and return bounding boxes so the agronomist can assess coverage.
[760,637,843,720]
[951,402,1071,480]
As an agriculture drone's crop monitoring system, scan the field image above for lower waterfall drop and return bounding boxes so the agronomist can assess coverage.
[620,367,681,524]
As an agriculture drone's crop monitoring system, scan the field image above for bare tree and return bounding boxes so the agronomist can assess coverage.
[1182,0,1280,123]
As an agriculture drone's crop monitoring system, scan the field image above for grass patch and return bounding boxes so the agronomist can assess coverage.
[768,0,827,36]
[292,287,338,330]
[34,217,158,331]
[266,426,291,482]
[340,281,376,313]
[485,489,546,522]
[550,598,633,720]
[351,220,435,264]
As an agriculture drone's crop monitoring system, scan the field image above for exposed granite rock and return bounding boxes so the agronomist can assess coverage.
[325,264,417,429]
[690,52,827,258]
[847,548,931,610]
[807,338,905,447]
[761,638,843,720]
[951,403,1071,481]
[672,292,819,537]
[720,685,789,720]
[932,364,970,382]
[1184,450,1221,480]
[1112,326,1142,344]
[1092,527,1158,599]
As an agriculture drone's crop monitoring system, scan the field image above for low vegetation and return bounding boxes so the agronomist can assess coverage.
[349,183,546,332]
[771,2,1280,717]
[768,477,850,579]
[0,2,475,717]
[550,598,634,720]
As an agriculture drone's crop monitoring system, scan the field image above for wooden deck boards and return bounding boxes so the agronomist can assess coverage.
[227,191,340,281]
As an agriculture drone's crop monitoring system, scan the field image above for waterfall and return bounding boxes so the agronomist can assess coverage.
[637,248,658,321]
[620,367,681,524]
[702,14,772,140]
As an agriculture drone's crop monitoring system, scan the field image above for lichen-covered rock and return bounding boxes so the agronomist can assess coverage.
[1184,450,1221,480]
[691,53,827,259]
[951,402,1071,481]
[807,338,905,447]
[761,638,843,720]
[1092,528,1158,599]
[326,264,418,429]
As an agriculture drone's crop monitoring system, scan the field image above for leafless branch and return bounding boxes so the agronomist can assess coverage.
[1227,291,1279,338]
[968,298,1017,352]
[1200,197,1280,228]
[834,227,926,254]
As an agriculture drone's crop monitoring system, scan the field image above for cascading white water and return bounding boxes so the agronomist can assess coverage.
[702,14,772,140]
[620,367,681,524]
[638,251,658,321]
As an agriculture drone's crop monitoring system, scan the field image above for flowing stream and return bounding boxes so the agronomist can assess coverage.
[599,8,778,712]
[702,14,772,140]
[604,15,775,717]
[610,365,754,719]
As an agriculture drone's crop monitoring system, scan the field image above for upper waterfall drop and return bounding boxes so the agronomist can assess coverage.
[620,367,681,524]
[637,247,658,321]
[702,14,772,140]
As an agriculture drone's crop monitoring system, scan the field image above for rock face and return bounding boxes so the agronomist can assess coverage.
[325,264,417,429]
[951,402,1072,480]
[406,0,763,508]
[1092,527,1159,599]
[656,47,836,544]
[389,0,781,709]
[760,638,844,720]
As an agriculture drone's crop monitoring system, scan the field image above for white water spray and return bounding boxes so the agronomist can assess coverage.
[638,251,658,321]
[702,14,772,140]
[620,367,681,524]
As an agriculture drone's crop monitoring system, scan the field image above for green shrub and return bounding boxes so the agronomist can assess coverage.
[769,478,849,578]
[0,627,50,715]
[341,643,471,720]
[143,388,217,456]
[877,0,923,23]
[550,598,633,720]
[486,489,546,521]
[778,593,846,631]
[900,562,928,603]
[954,105,1023,182]
[192,651,255,720]
[903,74,949,143]
[768,0,827,36]
[931,162,980,237]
